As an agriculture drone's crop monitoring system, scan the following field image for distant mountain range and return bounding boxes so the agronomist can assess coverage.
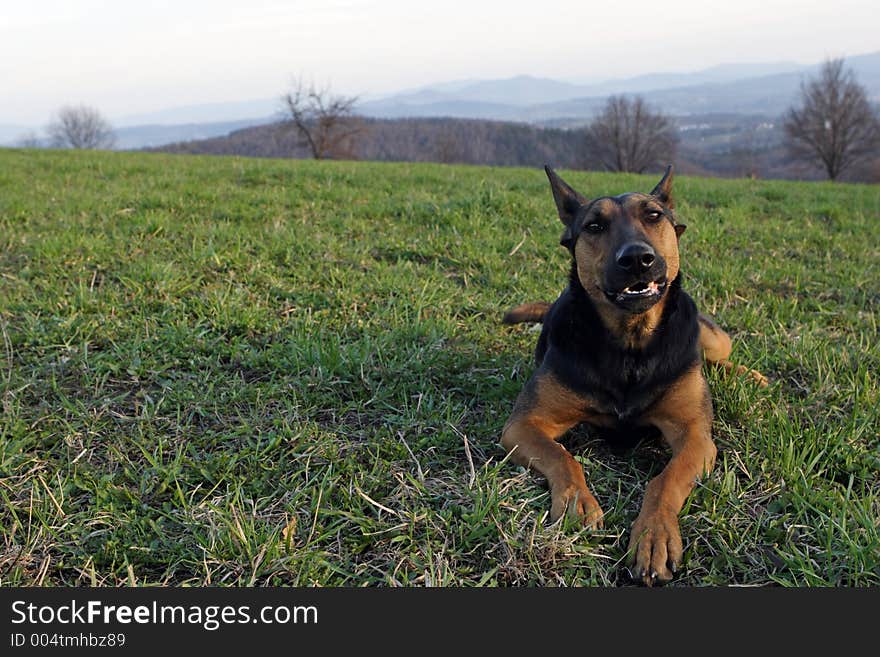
[2,51,878,149]
[112,118,273,149]
[115,98,282,128]
[359,52,880,124]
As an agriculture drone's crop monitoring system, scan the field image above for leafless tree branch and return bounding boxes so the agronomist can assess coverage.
[583,96,677,173]
[281,78,366,159]
[47,105,116,150]
[783,58,880,180]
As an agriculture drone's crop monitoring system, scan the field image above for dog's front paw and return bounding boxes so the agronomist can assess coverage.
[550,482,604,529]
[627,508,682,586]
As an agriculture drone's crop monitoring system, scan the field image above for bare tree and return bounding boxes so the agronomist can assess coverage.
[584,95,677,173]
[783,58,880,181]
[281,78,365,159]
[47,105,116,149]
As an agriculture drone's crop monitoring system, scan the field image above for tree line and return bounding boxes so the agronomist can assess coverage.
[22,58,880,182]
[275,60,879,181]
[153,115,587,169]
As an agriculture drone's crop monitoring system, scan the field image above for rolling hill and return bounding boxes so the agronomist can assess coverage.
[1,148,877,587]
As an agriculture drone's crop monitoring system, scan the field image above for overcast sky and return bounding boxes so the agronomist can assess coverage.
[1,0,877,126]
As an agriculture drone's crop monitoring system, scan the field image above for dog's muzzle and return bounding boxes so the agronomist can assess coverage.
[604,241,668,312]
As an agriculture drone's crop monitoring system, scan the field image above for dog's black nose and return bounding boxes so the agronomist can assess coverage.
[615,242,656,273]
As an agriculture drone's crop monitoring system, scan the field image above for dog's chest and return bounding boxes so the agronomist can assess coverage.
[541,279,700,425]
[583,362,665,423]
[546,344,660,419]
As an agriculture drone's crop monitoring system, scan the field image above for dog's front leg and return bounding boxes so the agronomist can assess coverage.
[630,366,717,586]
[501,374,604,528]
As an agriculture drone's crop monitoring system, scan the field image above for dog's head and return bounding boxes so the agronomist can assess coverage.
[545,165,685,315]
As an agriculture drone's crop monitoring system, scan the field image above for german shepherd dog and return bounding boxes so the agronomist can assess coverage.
[501,166,766,586]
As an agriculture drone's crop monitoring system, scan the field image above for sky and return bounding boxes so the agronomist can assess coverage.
[1,0,878,126]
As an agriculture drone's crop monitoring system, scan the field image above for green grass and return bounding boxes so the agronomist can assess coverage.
[0,148,878,586]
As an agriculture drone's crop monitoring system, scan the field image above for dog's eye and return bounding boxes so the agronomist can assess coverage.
[584,222,605,234]
[645,210,663,223]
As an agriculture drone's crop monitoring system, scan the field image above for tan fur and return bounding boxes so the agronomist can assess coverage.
[501,372,604,527]
[499,166,767,587]
[631,365,716,583]
[699,314,768,386]
[573,193,681,350]
[502,301,552,325]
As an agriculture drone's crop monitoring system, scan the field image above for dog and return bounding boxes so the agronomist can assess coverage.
[501,165,766,586]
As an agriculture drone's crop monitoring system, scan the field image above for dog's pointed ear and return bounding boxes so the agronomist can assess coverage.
[650,164,674,209]
[545,165,587,248]
[674,224,687,238]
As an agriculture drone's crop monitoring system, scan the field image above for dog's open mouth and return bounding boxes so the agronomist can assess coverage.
[605,277,667,304]
[622,279,661,297]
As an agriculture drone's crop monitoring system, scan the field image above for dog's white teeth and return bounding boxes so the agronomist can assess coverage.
[622,281,661,296]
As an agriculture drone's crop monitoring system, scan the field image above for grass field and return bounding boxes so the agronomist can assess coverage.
[0,148,878,586]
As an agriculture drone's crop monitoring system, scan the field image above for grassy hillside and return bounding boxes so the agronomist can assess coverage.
[0,148,877,586]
